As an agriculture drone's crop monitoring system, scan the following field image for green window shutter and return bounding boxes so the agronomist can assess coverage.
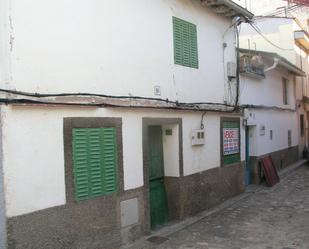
[72,128,90,200]
[102,128,118,194]
[88,128,104,197]
[189,23,198,68]
[72,127,118,201]
[173,17,198,69]
[173,17,183,66]
[181,21,191,67]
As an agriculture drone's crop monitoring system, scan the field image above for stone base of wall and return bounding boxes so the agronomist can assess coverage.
[165,162,245,220]
[7,163,245,249]
[250,145,299,185]
[7,187,147,249]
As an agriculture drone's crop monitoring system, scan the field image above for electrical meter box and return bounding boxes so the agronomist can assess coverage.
[191,129,205,146]
[227,62,237,78]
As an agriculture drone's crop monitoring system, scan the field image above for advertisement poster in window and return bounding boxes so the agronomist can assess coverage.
[223,127,239,155]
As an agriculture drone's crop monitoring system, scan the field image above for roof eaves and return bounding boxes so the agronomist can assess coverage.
[201,0,254,19]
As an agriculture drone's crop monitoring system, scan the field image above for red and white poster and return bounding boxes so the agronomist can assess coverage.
[223,128,239,155]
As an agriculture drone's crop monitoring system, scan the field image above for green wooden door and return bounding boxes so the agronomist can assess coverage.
[148,126,169,229]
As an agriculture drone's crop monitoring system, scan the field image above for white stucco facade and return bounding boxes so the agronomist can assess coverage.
[245,109,298,156]
[240,55,299,157]
[1,0,236,104]
[239,16,308,158]
[1,106,244,217]
[240,18,296,63]
[0,0,247,220]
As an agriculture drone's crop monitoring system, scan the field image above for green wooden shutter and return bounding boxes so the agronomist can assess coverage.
[72,127,118,201]
[182,21,191,67]
[173,17,198,69]
[72,128,90,200]
[102,128,118,194]
[189,23,198,68]
[88,128,104,197]
[173,17,183,66]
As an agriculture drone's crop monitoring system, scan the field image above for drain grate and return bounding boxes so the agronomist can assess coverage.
[147,236,169,245]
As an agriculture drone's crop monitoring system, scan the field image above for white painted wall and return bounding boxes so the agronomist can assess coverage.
[0,107,7,249]
[182,113,245,175]
[1,105,244,217]
[240,59,299,156]
[246,109,298,156]
[162,124,180,177]
[234,0,309,28]
[239,16,309,157]
[240,18,296,63]
[1,0,236,104]
[240,63,296,108]
[0,0,242,219]
[0,0,11,90]
[239,17,308,103]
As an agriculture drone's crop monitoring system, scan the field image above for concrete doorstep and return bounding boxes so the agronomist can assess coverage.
[121,159,308,249]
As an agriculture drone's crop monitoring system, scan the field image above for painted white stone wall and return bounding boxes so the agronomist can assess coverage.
[240,65,296,108]
[0,0,243,218]
[239,17,307,101]
[240,61,299,156]
[239,18,296,63]
[239,17,308,155]
[0,0,8,236]
[1,0,236,104]
[246,109,298,156]
[0,110,6,249]
[1,105,244,217]
[162,124,180,177]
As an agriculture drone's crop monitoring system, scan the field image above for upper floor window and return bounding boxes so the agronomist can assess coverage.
[288,129,292,147]
[282,78,289,105]
[173,17,198,69]
[300,114,305,137]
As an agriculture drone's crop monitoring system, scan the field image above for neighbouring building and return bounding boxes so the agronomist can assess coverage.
[239,16,309,161]
[239,48,305,185]
[234,0,309,27]
[0,1,253,248]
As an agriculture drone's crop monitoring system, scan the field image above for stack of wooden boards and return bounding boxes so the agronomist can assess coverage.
[260,155,280,187]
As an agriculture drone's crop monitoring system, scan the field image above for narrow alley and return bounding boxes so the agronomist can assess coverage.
[127,165,309,249]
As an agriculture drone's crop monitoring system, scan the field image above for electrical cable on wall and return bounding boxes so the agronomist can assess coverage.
[0,17,282,114]
[233,18,242,111]
[0,87,236,108]
[248,22,294,51]
[0,97,239,113]
[262,4,302,17]
[0,87,240,114]
[200,112,207,129]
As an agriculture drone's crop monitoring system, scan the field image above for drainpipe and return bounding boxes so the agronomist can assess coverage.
[264,58,279,73]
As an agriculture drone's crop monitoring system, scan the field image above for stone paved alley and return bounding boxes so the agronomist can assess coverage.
[125,165,309,249]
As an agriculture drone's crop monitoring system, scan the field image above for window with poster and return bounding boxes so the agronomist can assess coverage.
[221,117,241,166]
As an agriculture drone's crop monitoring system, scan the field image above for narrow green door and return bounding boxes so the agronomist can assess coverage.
[245,126,251,186]
[148,126,169,229]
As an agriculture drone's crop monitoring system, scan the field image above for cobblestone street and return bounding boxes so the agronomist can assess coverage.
[127,165,309,249]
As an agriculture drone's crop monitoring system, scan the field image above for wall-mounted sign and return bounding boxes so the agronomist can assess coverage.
[259,125,266,136]
[223,128,239,155]
[165,129,172,136]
